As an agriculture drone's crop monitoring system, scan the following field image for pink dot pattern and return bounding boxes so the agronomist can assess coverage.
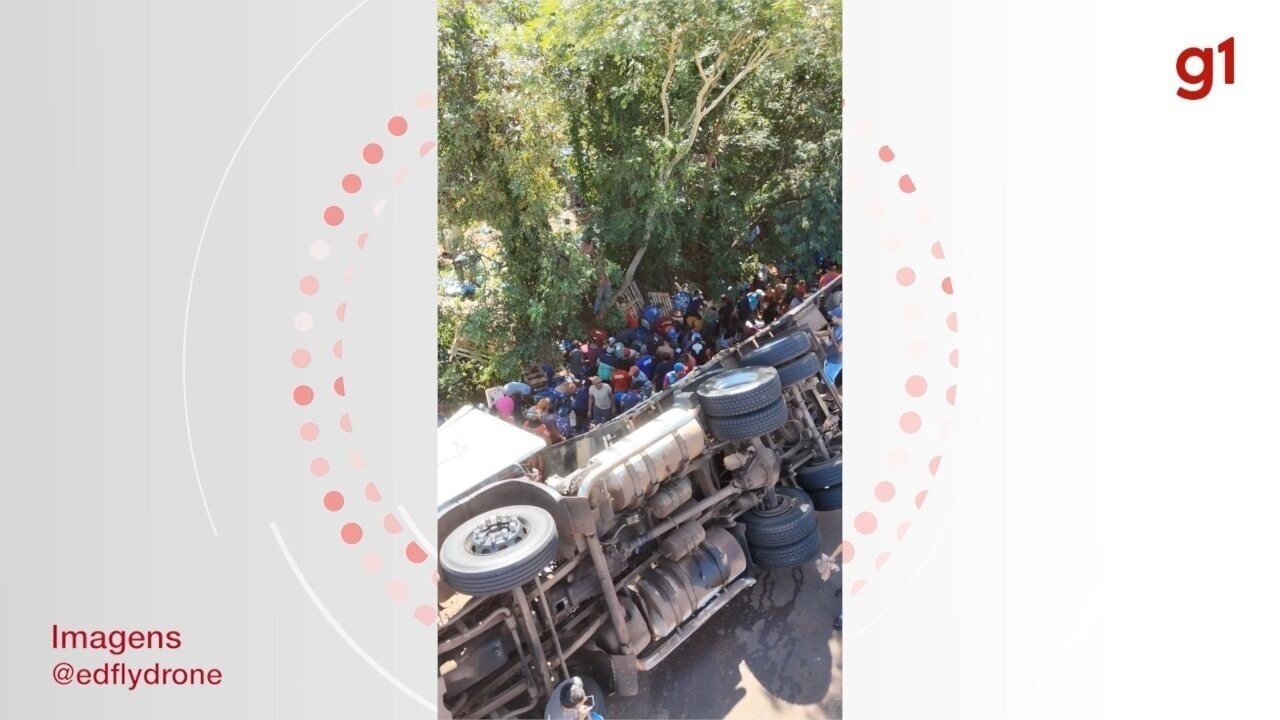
[841,135,961,605]
[290,96,437,628]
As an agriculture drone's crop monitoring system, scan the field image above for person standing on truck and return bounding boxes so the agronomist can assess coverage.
[588,376,614,425]
[825,305,843,385]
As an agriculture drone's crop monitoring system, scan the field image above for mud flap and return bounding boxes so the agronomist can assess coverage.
[576,648,639,697]
[610,653,639,696]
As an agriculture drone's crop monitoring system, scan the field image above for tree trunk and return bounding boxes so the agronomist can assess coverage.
[596,202,658,321]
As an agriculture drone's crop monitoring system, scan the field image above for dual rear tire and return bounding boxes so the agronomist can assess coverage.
[740,487,822,569]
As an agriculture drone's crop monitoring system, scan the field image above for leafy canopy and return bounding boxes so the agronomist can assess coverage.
[438,0,840,405]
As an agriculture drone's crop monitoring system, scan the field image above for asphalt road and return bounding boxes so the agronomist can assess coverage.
[610,509,843,720]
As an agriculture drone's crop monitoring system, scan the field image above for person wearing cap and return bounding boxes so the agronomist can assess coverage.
[662,362,687,390]
[691,340,711,365]
[628,365,654,395]
[587,375,614,425]
[595,343,616,381]
[824,305,843,385]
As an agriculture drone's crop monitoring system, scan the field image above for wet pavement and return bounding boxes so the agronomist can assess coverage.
[610,509,843,720]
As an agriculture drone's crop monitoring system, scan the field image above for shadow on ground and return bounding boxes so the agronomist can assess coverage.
[610,510,843,720]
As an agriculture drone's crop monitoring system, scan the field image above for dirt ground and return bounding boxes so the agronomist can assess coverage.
[610,510,843,720]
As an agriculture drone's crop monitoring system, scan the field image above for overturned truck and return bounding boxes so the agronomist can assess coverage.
[437,280,843,719]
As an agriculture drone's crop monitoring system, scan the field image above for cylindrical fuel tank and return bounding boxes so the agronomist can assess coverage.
[659,522,705,561]
[648,477,693,519]
[584,407,706,513]
[633,526,746,639]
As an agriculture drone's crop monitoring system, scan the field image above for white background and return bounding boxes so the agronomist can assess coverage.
[848,1,1280,717]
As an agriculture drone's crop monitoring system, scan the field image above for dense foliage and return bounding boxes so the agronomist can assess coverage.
[438,0,840,406]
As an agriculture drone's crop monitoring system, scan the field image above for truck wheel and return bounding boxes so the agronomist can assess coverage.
[741,491,817,547]
[795,456,842,491]
[809,484,842,512]
[740,331,810,367]
[752,526,822,569]
[776,351,821,387]
[696,367,781,418]
[776,486,814,507]
[439,505,558,597]
[677,367,726,395]
[705,399,789,441]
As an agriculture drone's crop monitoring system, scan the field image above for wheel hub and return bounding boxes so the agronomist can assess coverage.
[467,514,528,555]
[754,494,794,517]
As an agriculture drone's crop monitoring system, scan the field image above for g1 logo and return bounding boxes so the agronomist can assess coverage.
[1177,37,1235,100]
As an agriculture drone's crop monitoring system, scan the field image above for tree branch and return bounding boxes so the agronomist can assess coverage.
[703,42,774,119]
[661,30,683,140]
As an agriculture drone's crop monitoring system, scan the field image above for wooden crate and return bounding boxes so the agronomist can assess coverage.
[646,291,673,316]
[613,281,645,315]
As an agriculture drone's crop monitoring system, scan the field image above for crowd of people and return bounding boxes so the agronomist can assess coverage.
[474,260,843,447]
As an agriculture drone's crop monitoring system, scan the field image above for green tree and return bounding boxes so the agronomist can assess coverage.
[546,0,834,311]
[439,0,596,385]
[437,0,840,400]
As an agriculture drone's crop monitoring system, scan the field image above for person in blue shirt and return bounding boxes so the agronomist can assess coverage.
[663,362,687,390]
[824,306,843,385]
[628,366,653,395]
[572,382,591,429]
[619,388,644,412]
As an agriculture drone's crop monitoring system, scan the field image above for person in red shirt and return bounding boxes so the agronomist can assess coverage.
[819,263,840,288]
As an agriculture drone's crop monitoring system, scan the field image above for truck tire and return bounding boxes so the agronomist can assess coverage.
[705,399,789,441]
[752,526,822,569]
[439,505,558,596]
[776,486,814,508]
[741,331,810,367]
[741,493,817,548]
[795,456,842,491]
[677,368,726,394]
[696,367,781,418]
[776,351,822,387]
[809,484,842,512]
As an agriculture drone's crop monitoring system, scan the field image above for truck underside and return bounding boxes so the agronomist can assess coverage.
[437,281,843,719]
